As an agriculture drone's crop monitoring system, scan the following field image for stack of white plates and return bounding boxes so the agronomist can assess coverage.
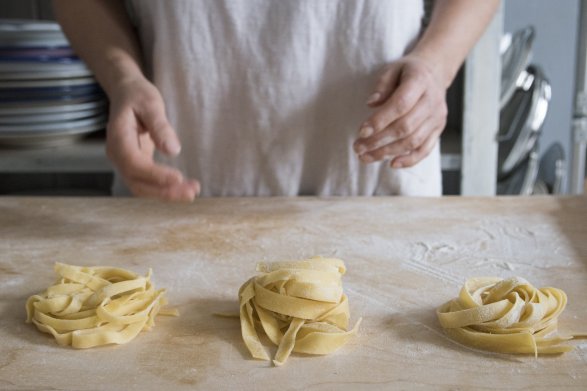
[0,19,107,147]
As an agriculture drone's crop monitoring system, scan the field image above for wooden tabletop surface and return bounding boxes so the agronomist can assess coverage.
[0,196,585,390]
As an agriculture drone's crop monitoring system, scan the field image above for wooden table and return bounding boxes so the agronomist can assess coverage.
[0,197,586,390]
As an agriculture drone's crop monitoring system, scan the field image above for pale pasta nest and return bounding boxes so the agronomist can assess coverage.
[437,276,584,356]
[238,257,361,366]
[26,263,177,348]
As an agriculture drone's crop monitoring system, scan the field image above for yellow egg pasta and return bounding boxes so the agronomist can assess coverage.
[437,276,585,356]
[26,262,177,348]
[238,257,361,366]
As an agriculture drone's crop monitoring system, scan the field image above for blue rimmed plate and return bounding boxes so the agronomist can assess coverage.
[0,114,107,133]
[0,98,106,115]
[0,107,105,124]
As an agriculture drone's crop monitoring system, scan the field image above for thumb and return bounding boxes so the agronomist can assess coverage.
[366,62,403,107]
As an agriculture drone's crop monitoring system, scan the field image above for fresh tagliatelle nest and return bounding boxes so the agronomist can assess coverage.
[238,257,361,366]
[437,276,585,356]
[26,263,178,348]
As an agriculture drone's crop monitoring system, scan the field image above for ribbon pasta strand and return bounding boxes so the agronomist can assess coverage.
[437,277,585,356]
[26,263,178,348]
[239,257,361,366]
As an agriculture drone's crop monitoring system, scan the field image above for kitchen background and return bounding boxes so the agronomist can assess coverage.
[0,0,584,196]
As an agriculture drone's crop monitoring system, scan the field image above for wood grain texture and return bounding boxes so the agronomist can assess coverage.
[0,196,585,390]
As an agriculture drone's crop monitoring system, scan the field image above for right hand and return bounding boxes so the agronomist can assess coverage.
[106,77,200,202]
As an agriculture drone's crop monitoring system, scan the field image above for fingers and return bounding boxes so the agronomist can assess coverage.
[389,125,443,168]
[359,72,426,139]
[366,64,402,107]
[354,89,446,167]
[124,155,185,188]
[135,97,182,156]
[107,120,180,186]
[107,114,200,202]
[130,178,200,202]
[358,117,434,164]
[354,93,431,156]
[105,79,199,202]
[116,146,200,202]
[356,56,448,168]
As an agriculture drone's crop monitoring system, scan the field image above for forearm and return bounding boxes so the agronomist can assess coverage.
[52,0,145,97]
[411,0,501,88]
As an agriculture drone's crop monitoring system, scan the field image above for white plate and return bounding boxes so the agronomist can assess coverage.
[0,31,66,40]
[0,68,93,80]
[0,47,74,57]
[0,107,105,124]
[0,36,69,48]
[0,123,104,147]
[0,61,89,73]
[0,53,77,62]
[0,19,62,32]
[0,77,96,89]
[0,85,103,104]
[0,114,107,132]
[0,20,67,47]
[0,98,106,115]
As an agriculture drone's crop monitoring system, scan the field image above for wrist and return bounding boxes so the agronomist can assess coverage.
[96,49,147,98]
[407,47,460,89]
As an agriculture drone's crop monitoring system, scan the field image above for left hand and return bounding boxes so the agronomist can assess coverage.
[353,54,448,168]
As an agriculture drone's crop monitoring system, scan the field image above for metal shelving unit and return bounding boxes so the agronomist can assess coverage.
[439,4,502,195]
[571,0,587,194]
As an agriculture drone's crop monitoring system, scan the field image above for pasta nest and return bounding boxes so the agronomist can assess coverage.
[26,263,177,348]
[238,257,361,366]
[437,276,582,356]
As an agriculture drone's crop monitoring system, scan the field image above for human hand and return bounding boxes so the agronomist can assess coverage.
[106,77,200,201]
[353,55,448,168]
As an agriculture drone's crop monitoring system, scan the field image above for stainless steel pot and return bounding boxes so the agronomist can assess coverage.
[501,26,535,109]
[497,65,551,179]
[497,143,540,195]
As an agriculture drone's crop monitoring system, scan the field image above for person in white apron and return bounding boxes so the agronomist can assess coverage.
[53,0,500,200]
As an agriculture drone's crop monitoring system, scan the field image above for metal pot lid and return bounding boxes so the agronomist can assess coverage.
[501,26,535,109]
[497,143,540,195]
[497,65,551,179]
[537,142,566,194]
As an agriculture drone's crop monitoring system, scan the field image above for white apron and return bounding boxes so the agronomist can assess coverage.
[115,0,441,196]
